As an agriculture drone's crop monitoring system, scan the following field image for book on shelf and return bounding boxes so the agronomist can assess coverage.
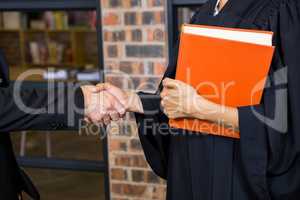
[29,40,68,65]
[30,20,46,30]
[45,11,96,30]
[2,12,21,29]
[44,11,69,30]
[29,42,40,64]
[48,41,65,64]
[0,11,96,30]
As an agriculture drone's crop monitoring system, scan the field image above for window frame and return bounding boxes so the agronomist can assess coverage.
[167,0,208,64]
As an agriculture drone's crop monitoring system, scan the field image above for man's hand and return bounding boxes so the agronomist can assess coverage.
[80,85,126,125]
[96,83,144,114]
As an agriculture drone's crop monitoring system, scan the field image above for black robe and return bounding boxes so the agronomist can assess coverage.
[135,0,300,199]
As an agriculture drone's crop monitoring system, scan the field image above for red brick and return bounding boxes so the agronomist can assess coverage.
[109,139,127,152]
[115,154,148,168]
[123,0,142,8]
[112,183,147,196]
[152,186,166,199]
[103,13,120,26]
[131,169,145,182]
[147,0,165,7]
[154,62,166,75]
[130,138,142,152]
[102,0,168,199]
[111,168,128,180]
[147,28,165,42]
[111,183,123,194]
[123,184,146,196]
[147,171,160,184]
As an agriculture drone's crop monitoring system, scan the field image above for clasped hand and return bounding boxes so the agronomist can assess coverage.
[160,78,239,129]
[81,83,129,125]
[160,78,217,120]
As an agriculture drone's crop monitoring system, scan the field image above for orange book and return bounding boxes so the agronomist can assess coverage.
[169,24,275,139]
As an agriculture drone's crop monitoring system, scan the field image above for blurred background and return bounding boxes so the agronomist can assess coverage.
[0,9,104,200]
[0,10,99,81]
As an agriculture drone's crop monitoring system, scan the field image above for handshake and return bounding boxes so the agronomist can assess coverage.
[80,83,143,125]
[79,78,215,126]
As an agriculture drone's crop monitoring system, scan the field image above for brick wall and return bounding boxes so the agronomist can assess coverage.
[100,0,168,199]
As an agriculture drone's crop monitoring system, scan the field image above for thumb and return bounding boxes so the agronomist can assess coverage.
[93,83,109,93]
[113,97,126,115]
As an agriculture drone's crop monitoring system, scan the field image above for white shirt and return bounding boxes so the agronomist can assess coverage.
[214,0,222,16]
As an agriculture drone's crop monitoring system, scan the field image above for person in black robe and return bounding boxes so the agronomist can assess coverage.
[100,0,300,199]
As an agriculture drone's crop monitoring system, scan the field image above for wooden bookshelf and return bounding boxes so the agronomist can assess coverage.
[0,28,97,81]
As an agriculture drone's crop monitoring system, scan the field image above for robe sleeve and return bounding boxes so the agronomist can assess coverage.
[237,0,300,198]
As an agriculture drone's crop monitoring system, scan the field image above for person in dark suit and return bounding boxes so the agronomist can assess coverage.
[0,50,125,200]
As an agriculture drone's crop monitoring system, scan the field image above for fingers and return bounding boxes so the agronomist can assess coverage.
[161,93,181,119]
[96,83,128,108]
[161,88,178,110]
[104,92,126,116]
[90,92,125,125]
[162,78,174,85]
[108,87,127,107]
[161,79,183,101]
[162,78,194,93]
[89,111,105,124]
[160,88,167,98]
[94,83,110,93]
[103,114,111,125]
[109,111,120,121]
[84,83,128,125]
[84,117,92,123]
[160,88,171,99]
[161,98,166,107]
[162,78,181,89]
[163,78,185,85]
[162,107,177,119]
[161,97,176,109]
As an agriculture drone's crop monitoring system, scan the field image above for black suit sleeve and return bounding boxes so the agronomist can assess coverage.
[0,83,84,132]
